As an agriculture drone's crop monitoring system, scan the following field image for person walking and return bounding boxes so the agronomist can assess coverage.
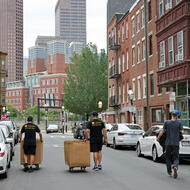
[85,111,107,171]
[157,110,184,179]
[20,116,43,173]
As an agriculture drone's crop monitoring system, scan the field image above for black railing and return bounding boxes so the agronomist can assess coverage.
[109,96,120,107]
[109,65,121,79]
[108,37,120,50]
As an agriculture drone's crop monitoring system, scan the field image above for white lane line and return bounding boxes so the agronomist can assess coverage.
[53,145,64,148]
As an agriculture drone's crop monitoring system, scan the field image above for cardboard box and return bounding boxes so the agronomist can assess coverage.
[64,140,90,168]
[20,139,43,165]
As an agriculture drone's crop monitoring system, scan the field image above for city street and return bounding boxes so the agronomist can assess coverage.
[0,133,190,190]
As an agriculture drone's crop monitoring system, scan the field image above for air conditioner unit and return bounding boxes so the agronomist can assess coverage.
[175,54,178,62]
[178,54,183,61]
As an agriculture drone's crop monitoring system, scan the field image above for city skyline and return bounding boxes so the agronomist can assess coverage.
[24,0,107,57]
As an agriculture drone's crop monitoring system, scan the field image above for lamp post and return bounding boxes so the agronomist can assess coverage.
[62,106,65,134]
[98,101,103,119]
[44,104,48,133]
[2,106,6,115]
[128,88,136,124]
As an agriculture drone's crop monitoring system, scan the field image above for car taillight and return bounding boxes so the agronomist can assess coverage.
[118,132,125,136]
[0,152,5,157]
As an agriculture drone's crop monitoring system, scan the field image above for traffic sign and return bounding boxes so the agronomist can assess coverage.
[1,115,7,120]
[61,116,65,121]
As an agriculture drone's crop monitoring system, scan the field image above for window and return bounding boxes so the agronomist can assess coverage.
[149,34,153,56]
[159,0,164,17]
[1,77,5,87]
[159,41,165,68]
[158,87,162,95]
[112,86,115,97]
[109,87,111,98]
[137,13,140,33]
[177,31,183,60]
[166,0,172,10]
[132,79,136,101]
[148,0,152,21]
[119,86,121,104]
[1,59,5,70]
[138,77,141,100]
[137,109,143,124]
[42,80,45,85]
[166,87,170,93]
[143,74,146,98]
[56,78,58,84]
[126,51,129,70]
[142,8,145,28]
[126,21,128,39]
[38,89,41,94]
[47,80,50,85]
[168,36,174,65]
[52,88,55,93]
[152,108,164,123]
[123,84,125,104]
[132,18,135,37]
[118,57,121,74]
[56,87,58,93]
[122,24,124,42]
[150,73,154,96]
[176,0,181,4]
[47,88,50,94]
[142,39,145,60]
[118,28,120,44]
[122,54,125,72]
[132,47,135,66]
[137,43,140,63]
[52,79,55,85]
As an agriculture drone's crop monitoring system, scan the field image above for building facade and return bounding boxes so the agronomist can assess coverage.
[156,0,190,127]
[107,0,170,129]
[7,0,23,82]
[55,0,86,44]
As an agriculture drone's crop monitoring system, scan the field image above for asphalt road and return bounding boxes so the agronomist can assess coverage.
[1,133,190,190]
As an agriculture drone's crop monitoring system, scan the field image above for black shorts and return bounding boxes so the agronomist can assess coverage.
[90,143,102,153]
[23,144,36,155]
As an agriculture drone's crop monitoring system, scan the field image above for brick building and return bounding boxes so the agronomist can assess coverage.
[156,0,190,127]
[107,0,171,129]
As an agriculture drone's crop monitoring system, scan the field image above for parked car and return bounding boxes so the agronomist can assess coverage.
[73,123,86,139]
[46,124,59,133]
[107,123,144,149]
[0,124,15,160]
[0,129,11,178]
[12,122,19,144]
[136,125,190,162]
[0,121,18,144]
[105,124,114,132]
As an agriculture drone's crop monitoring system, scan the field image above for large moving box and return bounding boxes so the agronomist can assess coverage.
[64,140,90,171]
[20,139,43,165]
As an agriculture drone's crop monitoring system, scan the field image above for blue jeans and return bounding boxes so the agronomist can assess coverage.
[165,145,179,174]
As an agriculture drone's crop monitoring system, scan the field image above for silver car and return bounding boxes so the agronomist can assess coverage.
[47,124,59,133]
[0,124,15,159]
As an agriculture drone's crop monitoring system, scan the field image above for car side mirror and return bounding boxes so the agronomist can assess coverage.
[107,129,110,132]
[142,133,146,138]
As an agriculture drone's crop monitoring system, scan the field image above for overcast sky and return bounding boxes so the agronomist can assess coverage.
[24,0,107,57]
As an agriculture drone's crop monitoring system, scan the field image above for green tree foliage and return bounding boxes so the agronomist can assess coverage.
[6,103,22,118]
[63,44,108,115]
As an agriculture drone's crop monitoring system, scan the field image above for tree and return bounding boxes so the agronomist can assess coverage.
[6,103,22,118]
[63,44,108,117]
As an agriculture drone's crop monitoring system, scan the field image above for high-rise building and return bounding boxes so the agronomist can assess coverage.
[55,0,86,44]
[7,0,23,82]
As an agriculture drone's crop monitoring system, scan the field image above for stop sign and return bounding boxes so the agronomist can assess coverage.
[61,116,65,121]
[1,115,7,120]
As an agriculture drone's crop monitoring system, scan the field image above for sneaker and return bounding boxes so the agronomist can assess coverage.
[168,173,172,177]
[28,167,34,173]
[92,166,99,171]
[98,164,102,170]
[173,167,178,179]
[23,163,28,172]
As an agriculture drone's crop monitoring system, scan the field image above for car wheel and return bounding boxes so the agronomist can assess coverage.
[152,146,159,162]
[136,143,142,157]
[1,170,7,179]
[12,151,15,157]
[8,160,11,169]
[113,139,118,149]
[106,140,110,147]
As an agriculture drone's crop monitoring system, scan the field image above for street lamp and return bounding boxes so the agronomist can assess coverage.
[44,103,48,133]
[62,106,65,134]
[98,101,103,119]
[2,106,6,114]
[128,88,136,124]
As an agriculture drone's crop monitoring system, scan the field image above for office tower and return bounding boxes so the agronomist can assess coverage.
[55,0,86,44]
[7,0,23,82]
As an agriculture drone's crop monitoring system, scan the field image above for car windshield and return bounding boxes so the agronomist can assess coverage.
[184,129,190,135]
[126,125,142,130]
[0,132,3,143]
[0,126,9,138]
[49,125,58,128]
[0,121,14,130]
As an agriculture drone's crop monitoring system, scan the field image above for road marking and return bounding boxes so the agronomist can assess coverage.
[53,145,64,148]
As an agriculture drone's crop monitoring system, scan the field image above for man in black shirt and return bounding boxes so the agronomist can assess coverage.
[85,112,107,171]
[20,116,43,172]
[157,110,184,179]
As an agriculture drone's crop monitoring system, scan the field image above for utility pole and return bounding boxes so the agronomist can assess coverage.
[143,0,149,131]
